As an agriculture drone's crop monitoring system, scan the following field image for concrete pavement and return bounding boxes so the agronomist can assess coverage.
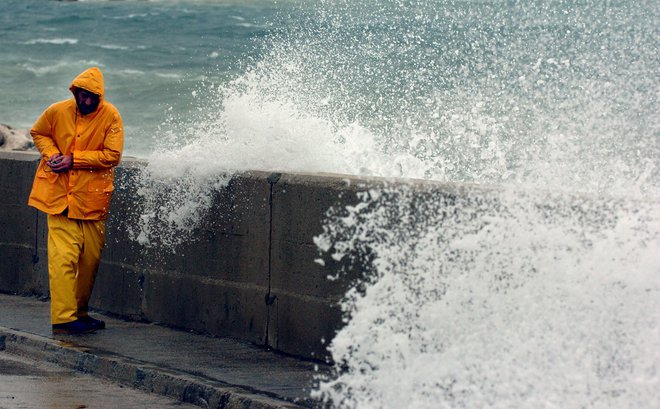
[0,351,198,408]
[0,293,331,409]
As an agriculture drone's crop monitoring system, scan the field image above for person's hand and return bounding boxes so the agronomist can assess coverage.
[47,153,73,173]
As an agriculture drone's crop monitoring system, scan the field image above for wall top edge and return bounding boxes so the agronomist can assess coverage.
[0,151,493,193]
[0,150,40,162]
[3,152,630,202]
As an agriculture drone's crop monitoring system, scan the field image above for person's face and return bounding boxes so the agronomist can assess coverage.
[74,88,100,115]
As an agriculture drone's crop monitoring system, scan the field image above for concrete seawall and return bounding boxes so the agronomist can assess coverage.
[1,151,398,360]
[2,150,619,362]
[1,151,514,361]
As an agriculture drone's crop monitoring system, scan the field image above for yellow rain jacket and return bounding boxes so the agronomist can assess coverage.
[28,67,124,220]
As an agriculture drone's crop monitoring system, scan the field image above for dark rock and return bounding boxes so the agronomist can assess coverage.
[0,124,34,151]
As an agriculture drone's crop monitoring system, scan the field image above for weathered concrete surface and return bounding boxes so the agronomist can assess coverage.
[0,293,324,408]
[0,152,44,296]
[0,151,368,361]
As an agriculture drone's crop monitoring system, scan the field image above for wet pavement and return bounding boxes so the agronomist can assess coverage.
[0,294,330,408]
[0,351,197,408]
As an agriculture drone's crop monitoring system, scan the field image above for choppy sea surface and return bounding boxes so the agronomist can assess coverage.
[0,0,295,154]
[2,1,659,408]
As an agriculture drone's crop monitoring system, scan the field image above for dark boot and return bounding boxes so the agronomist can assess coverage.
[52,319,97,334]
[78,315,106,330]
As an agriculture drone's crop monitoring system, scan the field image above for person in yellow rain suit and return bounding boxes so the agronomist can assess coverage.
[28,67,124,334]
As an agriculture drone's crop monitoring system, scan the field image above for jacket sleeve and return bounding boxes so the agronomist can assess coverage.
[73,110,124,169]
[30,107,61,160]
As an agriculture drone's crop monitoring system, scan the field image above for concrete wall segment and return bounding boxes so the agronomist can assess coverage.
[1,152,343,359]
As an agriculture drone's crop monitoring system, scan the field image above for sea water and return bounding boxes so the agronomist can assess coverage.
[2,1,658,408]
[0,0,296,154]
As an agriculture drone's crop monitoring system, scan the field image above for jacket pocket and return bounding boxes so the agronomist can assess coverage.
[85,179,114,217]
[37,168,60,183]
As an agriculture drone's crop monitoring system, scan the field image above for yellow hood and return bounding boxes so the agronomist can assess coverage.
[69,67,105,99]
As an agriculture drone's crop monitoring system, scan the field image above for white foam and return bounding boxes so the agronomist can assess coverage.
[94,43,130,50]
[154,72,183,79]
[118,69,146,76]
[313,188,660,408]
[21,61,69,76]
[24,38,78,45]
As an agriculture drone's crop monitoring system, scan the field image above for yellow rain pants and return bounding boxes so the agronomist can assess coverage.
[47,214,106,324]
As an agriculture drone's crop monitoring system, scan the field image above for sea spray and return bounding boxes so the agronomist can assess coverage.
[313,186,659,408]
[295,2,659,406]
[122,1,659,406]
[133,0,657,199]
[127,75,423,247]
